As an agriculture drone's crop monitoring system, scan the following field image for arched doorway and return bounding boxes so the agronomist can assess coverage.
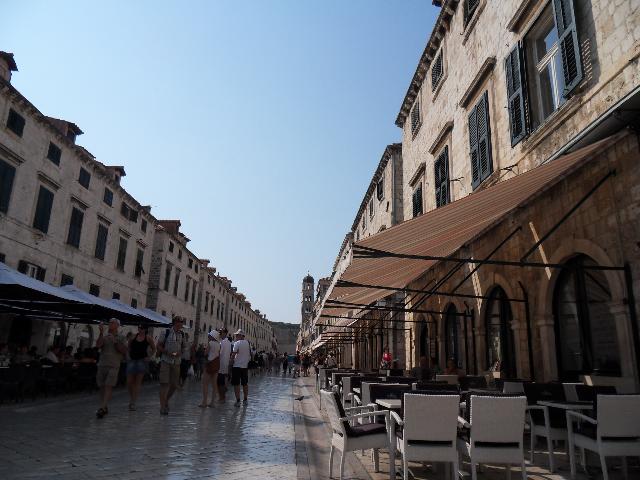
[444,304,459,367]
[553,255,620,380]
[485,287,517,378]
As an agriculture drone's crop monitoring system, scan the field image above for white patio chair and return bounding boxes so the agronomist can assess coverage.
[392,393,459,480]
[526,403,566,472]
[567,394,640,480]
[321,390,392,480]
[457,394,527,480]
[436,374,459,385]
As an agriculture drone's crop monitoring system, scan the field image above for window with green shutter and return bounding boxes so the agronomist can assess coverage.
[412,184,423,218]
[95,223,108,260]
[33,186,54,233]
[434,146,450,208]
[0,159,16,214]
[431,50,444,92]
[463,0,480,26]
[410,99,421,137]
[553,0,582,95]
[66,207,84,248]
[468,91,493,190]
[505,43,528,146]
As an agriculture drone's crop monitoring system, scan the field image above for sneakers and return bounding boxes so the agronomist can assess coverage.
[234,400,241,407]
[243,399,248,405]
[96,407,108,419]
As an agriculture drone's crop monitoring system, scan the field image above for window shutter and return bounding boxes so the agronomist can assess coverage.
[464,0,480,25]
[435,146,450,208]
[477,92,493,183]
[0,160,16,214]
[468,106,480,188]
[552,0,582,96]
[505,43,528,146]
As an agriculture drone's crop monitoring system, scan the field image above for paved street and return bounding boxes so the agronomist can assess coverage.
[0,374,298,480]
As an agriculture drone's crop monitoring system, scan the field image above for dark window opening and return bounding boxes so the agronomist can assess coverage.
[164,263,173,291]
[60,274,74,286]
[95,224,108,260]
[66,207,84,248]
[89,284,100,297]
[6,109,25,137]
[168,241,174,253]
[134,248,145,278]
[116,237,127,271]
[112,292,120,300]
[0,159,16,214]
[485,287,517,378]
[18,260,46,281]
[412,184,423,218]
[141,219,147,233]
[78,167,91,189]
[103,188,113,206]
[410,99,421,136]
[131,298,138,309]
[376,177,384,201]
[553,255,620,379]
[33,186,54,234]
[47,143,62,166]
[463,0,480,26]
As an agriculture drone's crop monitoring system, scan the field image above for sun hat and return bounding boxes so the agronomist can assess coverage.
[235,329,245,336]
[208,330,220,341]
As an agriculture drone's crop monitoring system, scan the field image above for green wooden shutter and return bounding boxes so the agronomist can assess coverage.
[552,0,582,96]
[469,105,480,189]
[0,160,16,214]
[435,146,450,208]
[477,92,493,183]
[505,43,528,146]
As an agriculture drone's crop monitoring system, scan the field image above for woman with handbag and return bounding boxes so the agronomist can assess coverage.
[199,330,220,408]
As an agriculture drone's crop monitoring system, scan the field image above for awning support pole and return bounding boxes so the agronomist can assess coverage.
[520,170,615,262]
[624,263,640,387]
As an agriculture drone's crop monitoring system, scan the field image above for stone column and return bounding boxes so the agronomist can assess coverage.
[535,314,557,382]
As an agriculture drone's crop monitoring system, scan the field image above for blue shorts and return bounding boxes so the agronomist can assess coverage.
[127,359,147,375]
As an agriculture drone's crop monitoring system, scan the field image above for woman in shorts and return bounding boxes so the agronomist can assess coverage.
[126,325,155,411]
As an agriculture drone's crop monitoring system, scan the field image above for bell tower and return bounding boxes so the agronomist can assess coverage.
[301,273,315,324]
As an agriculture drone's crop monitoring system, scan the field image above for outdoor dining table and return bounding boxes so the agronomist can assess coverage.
[376,398,401,410]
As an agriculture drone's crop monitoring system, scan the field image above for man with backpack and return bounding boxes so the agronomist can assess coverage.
[156,316,187,415]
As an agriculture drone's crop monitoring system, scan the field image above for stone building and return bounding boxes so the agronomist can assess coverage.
[0,53,155,351]
[0,52,275,355]
[323,0,640,391]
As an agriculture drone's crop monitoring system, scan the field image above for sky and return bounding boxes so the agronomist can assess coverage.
[3,1,439,324]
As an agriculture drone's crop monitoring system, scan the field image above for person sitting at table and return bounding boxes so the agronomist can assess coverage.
[43,346,60,364]
[444,357,464,377]
[12,344,31,364]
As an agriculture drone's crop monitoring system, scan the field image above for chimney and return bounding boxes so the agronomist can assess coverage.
[158,220,181,235]
[105,166,126,185]
[0,52,17,83]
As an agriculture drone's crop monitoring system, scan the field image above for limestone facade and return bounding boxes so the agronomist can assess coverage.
[393,0,640,389]
[0,53,275,354]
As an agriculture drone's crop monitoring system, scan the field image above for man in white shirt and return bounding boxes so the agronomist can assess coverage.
[230,329,251,406]
[217,327,232,402]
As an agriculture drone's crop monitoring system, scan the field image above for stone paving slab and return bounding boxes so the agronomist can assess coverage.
[0,375,298,480]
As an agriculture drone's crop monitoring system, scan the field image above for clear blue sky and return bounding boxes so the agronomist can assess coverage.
[3,1,439,324]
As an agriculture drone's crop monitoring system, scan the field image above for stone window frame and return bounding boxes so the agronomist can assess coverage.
[462,0,487,45]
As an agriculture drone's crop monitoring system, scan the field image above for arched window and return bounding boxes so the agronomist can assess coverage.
[553,255,620,380]
[485,287,517,378]
[444,304,459,365]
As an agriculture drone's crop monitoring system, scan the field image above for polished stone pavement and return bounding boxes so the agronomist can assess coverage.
[0,374,298,480]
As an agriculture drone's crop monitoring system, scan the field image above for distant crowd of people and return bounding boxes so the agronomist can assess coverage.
[94,316,276,418]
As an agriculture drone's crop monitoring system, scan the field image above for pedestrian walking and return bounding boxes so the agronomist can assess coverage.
[126,324,155,411]
[95,318,127,419]
[230,329,251,406]
[156,316,187,415]
[179,332,192,388]
[199,330,220,407]
[281,352,288,376]
[218,327,231,402]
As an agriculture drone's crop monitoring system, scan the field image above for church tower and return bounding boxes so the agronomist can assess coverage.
[301,273,315,324]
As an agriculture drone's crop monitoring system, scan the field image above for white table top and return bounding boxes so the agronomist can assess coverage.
[376,399,401,409]
[537,400,593,410]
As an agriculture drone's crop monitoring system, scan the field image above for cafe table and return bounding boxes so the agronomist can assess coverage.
[376,398,401,410]
[537,400,593,411]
